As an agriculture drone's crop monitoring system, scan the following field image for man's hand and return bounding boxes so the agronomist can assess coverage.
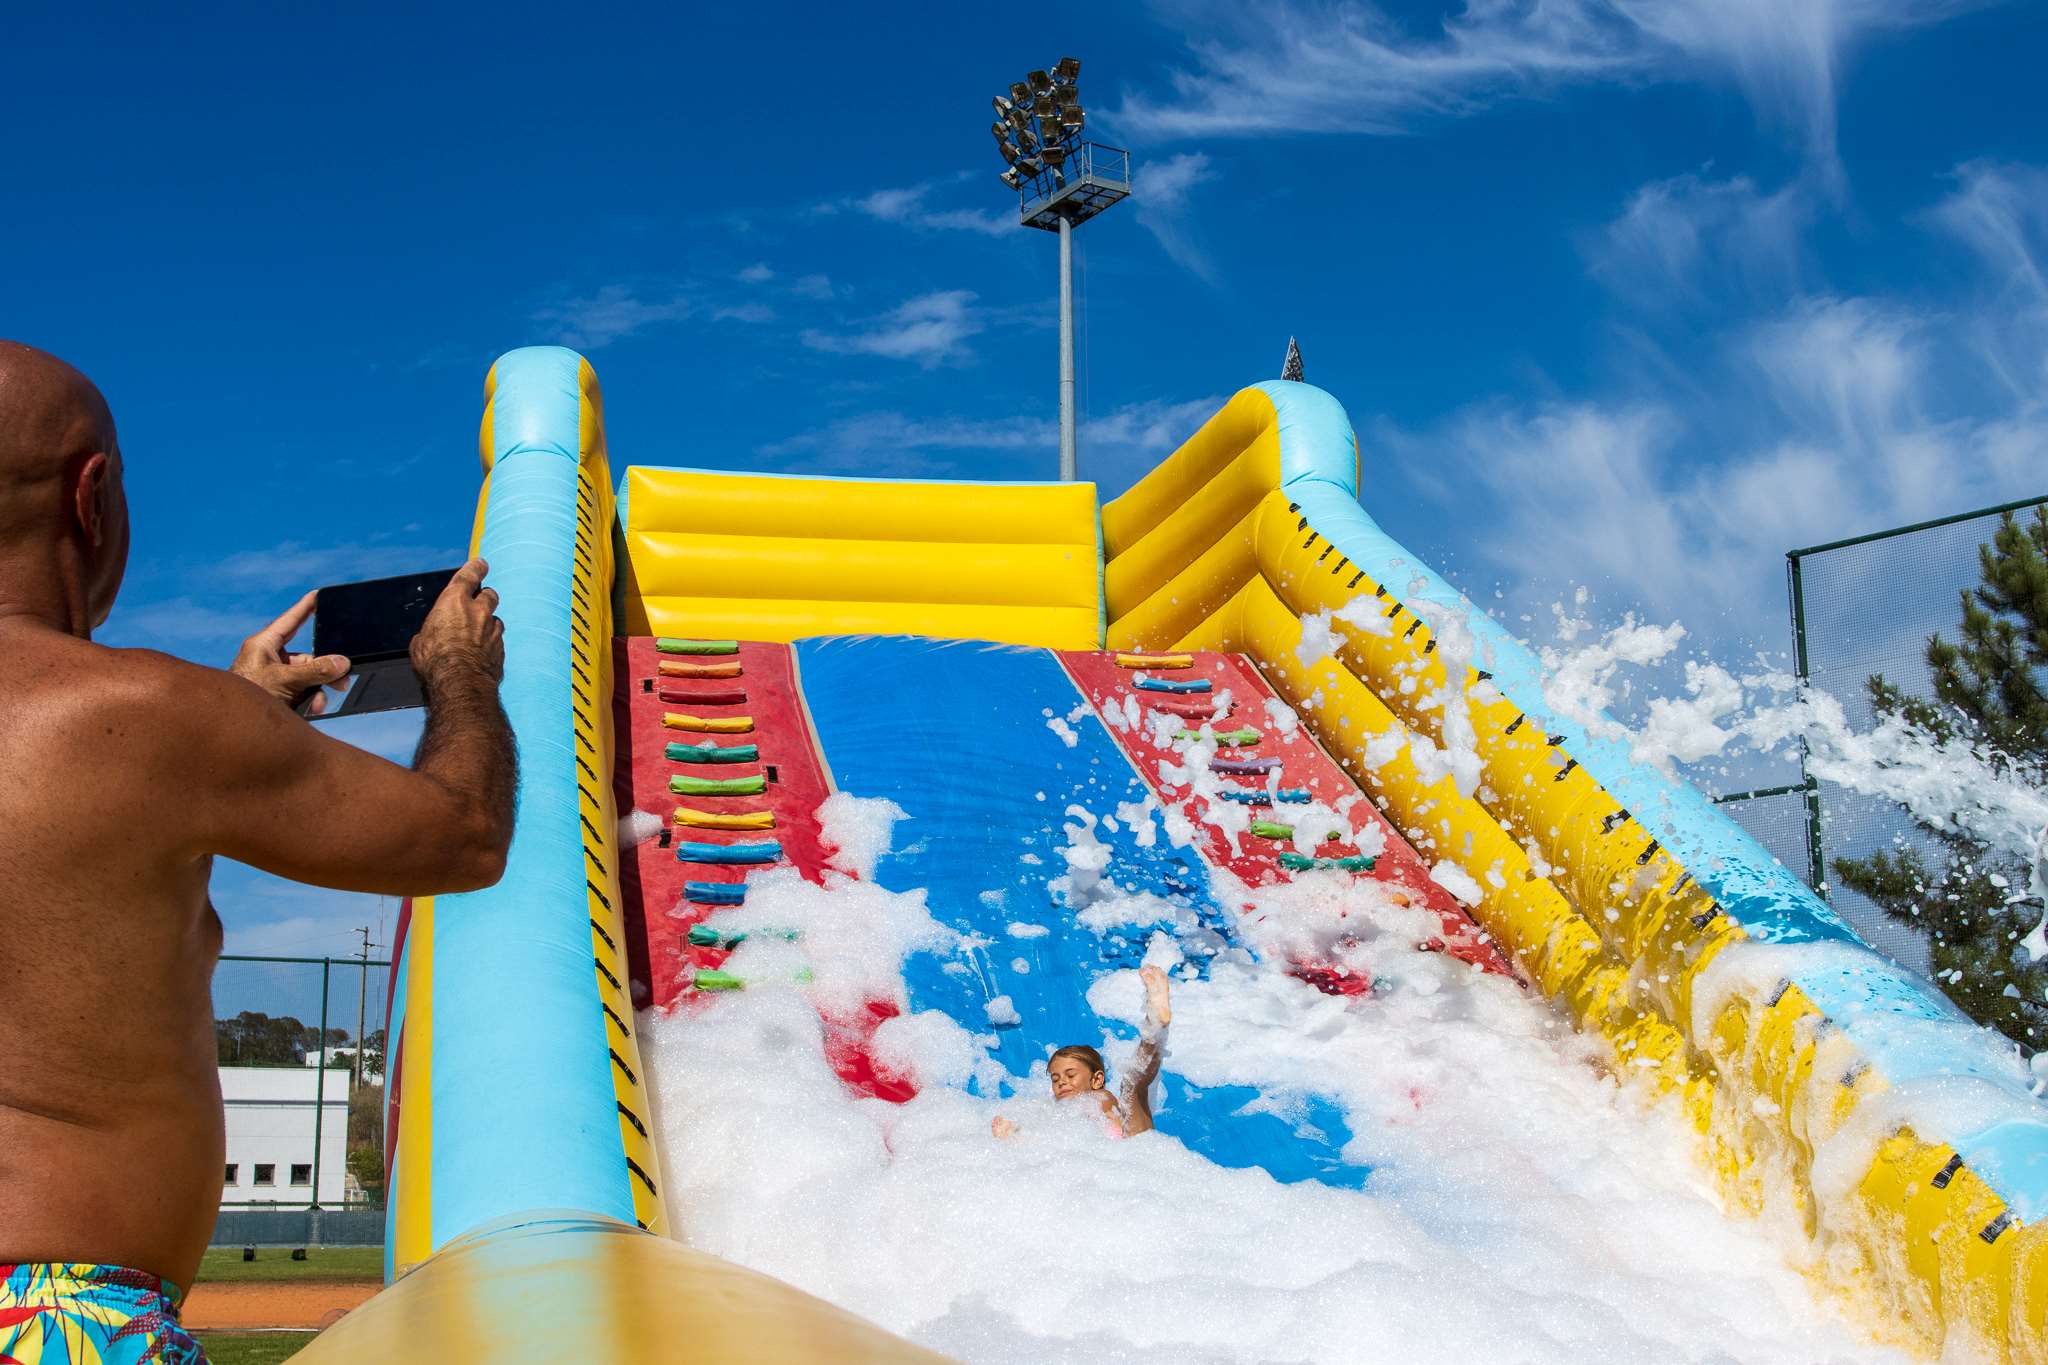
[411,558,505,688]
[230,591,350,715]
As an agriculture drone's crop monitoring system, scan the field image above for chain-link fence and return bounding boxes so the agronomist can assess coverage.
[1714,494,2047,973]
[212,954,390,1228]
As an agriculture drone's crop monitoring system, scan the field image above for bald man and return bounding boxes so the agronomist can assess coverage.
[0,342,515,1363]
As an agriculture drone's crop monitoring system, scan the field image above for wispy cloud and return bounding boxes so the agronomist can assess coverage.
[1587,170,1811,307]
[737,262,776,284]
[1119,0,1985,173]
[1133,152,1220,282]
[757,394,1223,492]
[532,283,692,349]
[815,178,1016,237]
[714,302,777,324]
[800,290,986,368]
[789,273,836,300]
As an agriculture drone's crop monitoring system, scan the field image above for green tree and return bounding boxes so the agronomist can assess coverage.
[1833,507,2048,1048]
[346,1143,386,1207]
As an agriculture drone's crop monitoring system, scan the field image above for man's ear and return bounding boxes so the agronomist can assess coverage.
[71,451,110,546]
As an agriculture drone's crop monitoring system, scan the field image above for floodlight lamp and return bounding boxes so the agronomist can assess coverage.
[1054,83,1080,107]
[1016,124,1038,152]
[1041,144,1067,169]
[1027,69,1051,93]
[999,140,1020,166]
[1000,167,1026,190]
[1033,93,1055,118]
[1018,155,1043,177]
[1054,56,1080,82]
[1060,106,1085,131]
[993,94,1013,116]
[990,119,1008,143]
[1010,81,1030,103]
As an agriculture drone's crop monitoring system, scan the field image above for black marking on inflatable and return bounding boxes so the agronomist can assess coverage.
[1636,840,1661,866]
[657,828,672,849]
[1403,620,1423,638]
[1688,905,1721,929]
[766,764,781,783]
[1553,758,1579,781]
[1602,809,1633,832]
[1672,872,1693,896]
[585,877,612,910]
[1331,558,1350,576]
[1765,979,1791,1007]
[1287,501,1301,514]
[1423,638,1438,654]
[1316,542,1335,563]
[571,582,590,609]
[1374,584,1387,598]
[577,783,601,813]
[1932,1154,1965,1189]
[1506,715,1526,734]
[575,753,598,782]
[602,1001,629,1035]
[580,811,603,843]
[1842,1061,1869,1087]
[608,1048,638,1086]
[1386,603,1404,619]
[571,642,590,666]
[593,955,621,991]
[576,728,595,756]
[1302,531,1320,550]
[1983,1211,2014,1243]
[626,1158,659,1196]
[641,677,653,693]
[571,683,592,708]
[1476,670,1493,681]
[589,917,617,951]
[1347,571,1366,589]
[583,844,608,877]
[1547,733,1567,746]
[617,1100,647,1137]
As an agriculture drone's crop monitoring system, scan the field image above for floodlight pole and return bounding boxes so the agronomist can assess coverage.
[1058,215,1076,481]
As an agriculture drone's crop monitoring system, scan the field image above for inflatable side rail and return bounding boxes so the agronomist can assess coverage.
[1102,381,2048,1361]
[329,349,945,1363]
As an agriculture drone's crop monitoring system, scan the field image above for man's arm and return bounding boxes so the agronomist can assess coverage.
[162,559,516,895]
[1119,1036,1164,1136]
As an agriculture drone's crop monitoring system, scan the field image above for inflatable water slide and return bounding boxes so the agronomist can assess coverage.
[300,347,2048,1362]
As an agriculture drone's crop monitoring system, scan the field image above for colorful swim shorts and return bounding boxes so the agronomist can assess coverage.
[0,1263,204,1364]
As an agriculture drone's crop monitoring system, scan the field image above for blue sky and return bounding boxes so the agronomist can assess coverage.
[8,1,2046,964]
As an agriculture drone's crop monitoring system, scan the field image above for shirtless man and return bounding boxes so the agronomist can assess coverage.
[0,342,515,1362]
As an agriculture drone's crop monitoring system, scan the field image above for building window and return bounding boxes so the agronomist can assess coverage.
[253,1164,275,1186]
[290,1163,312,1186]
[224,1164,238,1186]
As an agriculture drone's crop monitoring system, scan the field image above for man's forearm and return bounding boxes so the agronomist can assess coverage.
[413,664,518,856]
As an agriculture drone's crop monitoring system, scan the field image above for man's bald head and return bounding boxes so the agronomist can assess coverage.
[0,341,128,632]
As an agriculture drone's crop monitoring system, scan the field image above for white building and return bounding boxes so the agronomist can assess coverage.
[220,1066,352,1207]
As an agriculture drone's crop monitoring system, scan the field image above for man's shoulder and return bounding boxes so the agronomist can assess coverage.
[29,639,258,738]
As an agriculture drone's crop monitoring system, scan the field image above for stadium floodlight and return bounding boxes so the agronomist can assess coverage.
[987,54,1131,481]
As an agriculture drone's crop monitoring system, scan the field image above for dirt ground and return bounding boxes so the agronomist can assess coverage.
[182,1280,380,1330]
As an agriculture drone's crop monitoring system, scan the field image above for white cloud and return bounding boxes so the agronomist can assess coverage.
[714,302,777,324]
[1133,152,1221,281]
[1588,171,1810,304]
[737,262,776,284]
[757,395,1223,491]
[531,284,692,349]
[789,273,836,300]
[1119,0,1985,172]
[816,179,1015,237]
[800,290,986,368]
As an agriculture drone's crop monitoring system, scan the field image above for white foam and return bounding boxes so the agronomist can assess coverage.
[818,791,908,881]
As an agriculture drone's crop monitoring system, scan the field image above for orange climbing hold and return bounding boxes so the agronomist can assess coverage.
[658,659,743,680]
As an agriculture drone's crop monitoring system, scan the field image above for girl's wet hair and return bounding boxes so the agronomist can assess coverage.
[1050,1044,1106,1078]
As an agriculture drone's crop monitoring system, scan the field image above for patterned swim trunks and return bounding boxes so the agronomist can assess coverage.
[0,1263,204,1364]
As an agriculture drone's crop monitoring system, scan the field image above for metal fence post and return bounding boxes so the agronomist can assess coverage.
[1787,550,1829,897]
[313,957,330,1212]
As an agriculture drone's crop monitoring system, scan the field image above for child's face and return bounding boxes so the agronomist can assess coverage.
[1049,1056,1104,1101]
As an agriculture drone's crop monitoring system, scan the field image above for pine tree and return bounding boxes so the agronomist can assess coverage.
[1834,507,2048,1047]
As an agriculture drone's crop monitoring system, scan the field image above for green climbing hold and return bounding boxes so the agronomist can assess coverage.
[670,774,768,796]
[1278,852,1377,873]
[657,638,740,656]
[1174,726,1260,747]
[1249,819,1294,840]
[686,924,799,949]
[692,969,746,991]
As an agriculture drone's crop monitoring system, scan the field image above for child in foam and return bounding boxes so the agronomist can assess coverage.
[992,966,1171,1140]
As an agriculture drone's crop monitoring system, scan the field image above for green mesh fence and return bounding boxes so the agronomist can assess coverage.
[212,954,390,1211]
[1781,494,2048,972]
